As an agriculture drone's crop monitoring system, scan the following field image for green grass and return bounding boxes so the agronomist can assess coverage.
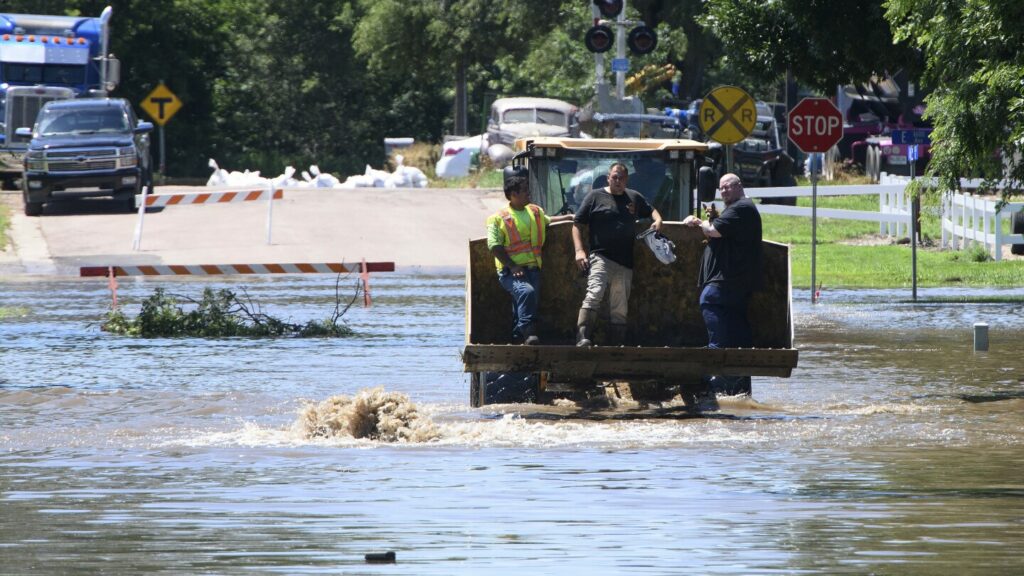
[763,194,1024,288]
[430,167,503,189]
[0,306,29,318]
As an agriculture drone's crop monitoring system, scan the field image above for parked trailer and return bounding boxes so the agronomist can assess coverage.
[461,136,798,409]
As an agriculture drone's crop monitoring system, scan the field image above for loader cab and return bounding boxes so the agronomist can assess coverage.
[513,137,715,221]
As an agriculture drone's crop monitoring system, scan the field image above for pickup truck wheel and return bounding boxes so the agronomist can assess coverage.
[1012,211,1024,256]
[763,155,797,206]
[120,191,138,213]
[24,201,43,217]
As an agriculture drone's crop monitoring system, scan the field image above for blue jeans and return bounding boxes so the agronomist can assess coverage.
[699,283,752,349]
[498,267,541,340]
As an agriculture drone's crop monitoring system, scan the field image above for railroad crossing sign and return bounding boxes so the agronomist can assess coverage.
[698,85,757,145]
[140,83,182,126]
[787,97,843,153]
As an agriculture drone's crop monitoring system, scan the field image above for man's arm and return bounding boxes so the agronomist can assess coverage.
[649,207,663,232]
[572,223,589,271]
[490,246,524,276]
[682,214,722,238]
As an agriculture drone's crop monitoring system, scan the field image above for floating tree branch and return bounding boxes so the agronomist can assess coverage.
[102,274,359,338]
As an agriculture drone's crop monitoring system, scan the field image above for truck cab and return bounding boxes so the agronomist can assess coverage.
[0,7,121,189]
[20,98,152,216]
[463,137,798,409]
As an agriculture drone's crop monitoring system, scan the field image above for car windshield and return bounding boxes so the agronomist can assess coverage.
[503,108,566,127]
[37,108,129,136]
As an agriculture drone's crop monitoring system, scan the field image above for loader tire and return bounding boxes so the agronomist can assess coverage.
[471,371,539,407]
[1012,211,1024,256]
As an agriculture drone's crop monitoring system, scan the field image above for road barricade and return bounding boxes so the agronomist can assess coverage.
[131,185,283,251]
[82,260,395,307]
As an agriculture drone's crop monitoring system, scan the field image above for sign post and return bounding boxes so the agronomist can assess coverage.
[892,129,932,301]
[787,97,844,303]
[908,144,919,301]
[140,82,182,176]
[699,85,757,175]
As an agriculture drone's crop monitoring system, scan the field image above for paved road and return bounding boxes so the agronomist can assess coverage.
[0,186,506,277]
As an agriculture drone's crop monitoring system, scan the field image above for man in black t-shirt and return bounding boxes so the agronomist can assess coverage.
[683,173,762,350]
[572,162,663,346]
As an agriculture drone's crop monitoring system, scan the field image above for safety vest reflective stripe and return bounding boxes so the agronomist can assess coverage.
[499,205,544,259]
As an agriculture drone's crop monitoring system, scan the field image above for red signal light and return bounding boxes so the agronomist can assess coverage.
[593,0,623,19]
[627,26,657,55]
[584,25,614,53]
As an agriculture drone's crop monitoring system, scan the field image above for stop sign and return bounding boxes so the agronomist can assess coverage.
[788,98,843,153]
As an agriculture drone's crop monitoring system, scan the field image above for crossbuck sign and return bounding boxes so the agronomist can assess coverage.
[698,85,757,145]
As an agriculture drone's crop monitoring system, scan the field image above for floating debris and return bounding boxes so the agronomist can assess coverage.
[365,551,396,564]
[299,387,440,442]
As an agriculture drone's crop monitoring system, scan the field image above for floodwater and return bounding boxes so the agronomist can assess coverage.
[1,272,1022,575]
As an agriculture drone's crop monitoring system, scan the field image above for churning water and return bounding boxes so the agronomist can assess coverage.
[1,273,1022,574]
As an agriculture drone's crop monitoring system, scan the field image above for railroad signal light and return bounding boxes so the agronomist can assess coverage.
[584,24,614,53]
[627,25,657,55]
[593,0,623,19]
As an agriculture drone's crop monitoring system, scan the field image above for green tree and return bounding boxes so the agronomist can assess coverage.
[886,0,1024,197]
[354,0,571,137]
[210,0,393,176]
[633,0,723,101]
[75,0,244,176]
[701,0,920,94]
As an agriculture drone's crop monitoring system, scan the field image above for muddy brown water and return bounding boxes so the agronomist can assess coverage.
[1,273,1022,574]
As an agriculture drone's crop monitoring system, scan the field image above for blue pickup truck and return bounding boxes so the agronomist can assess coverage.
[18,98,152,216]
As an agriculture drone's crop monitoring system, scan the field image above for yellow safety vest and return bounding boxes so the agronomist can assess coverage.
[494,204,545,270]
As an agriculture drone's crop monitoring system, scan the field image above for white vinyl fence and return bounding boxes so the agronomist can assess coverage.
[717,183,912,232]
[881,173,1024,261]
[940,193,1024,261]
[727,175,1023,261]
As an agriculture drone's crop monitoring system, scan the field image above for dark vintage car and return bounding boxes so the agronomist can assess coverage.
[19,97,152,216]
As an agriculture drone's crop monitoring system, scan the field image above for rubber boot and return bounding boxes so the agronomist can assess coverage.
[609,323,627,346]
[521,324,540,345]
[576,308,596,347]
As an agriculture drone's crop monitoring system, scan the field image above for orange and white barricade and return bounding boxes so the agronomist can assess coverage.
[82,261,395,307]
[132,184,283,251]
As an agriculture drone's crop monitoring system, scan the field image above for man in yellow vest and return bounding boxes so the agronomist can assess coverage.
[487,166,573,344]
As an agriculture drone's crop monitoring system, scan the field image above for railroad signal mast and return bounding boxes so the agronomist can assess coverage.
[584,0,657,134]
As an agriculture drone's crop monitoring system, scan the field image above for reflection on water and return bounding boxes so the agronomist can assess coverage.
[1,275,1022,574]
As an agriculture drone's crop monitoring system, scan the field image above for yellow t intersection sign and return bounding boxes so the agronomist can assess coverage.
[140,83,182,126]
[698,86,757,145]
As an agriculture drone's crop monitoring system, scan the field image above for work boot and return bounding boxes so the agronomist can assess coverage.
[609,323,628,346]
[521,324,540,345]
[576,308,596,347]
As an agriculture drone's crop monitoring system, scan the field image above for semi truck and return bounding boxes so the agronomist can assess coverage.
[462,137,798,410]
[0,7,120,189]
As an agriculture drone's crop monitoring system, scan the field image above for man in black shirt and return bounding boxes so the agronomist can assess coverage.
[683,173,761,396]
[684,172,762,349]
[572,162,663,346]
